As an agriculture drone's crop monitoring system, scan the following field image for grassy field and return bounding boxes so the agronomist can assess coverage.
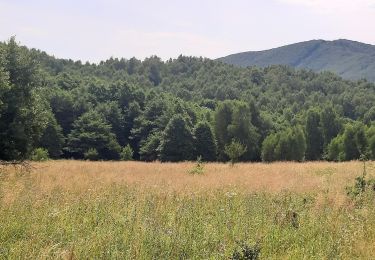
[1,161,375,259]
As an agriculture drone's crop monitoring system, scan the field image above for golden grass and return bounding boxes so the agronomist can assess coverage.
[1,160,372,206]
[1,160,375,259]
[17,160,373,193]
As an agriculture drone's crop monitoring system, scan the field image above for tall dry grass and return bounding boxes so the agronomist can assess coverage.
[4,160,370,195]
[1,160,375,259]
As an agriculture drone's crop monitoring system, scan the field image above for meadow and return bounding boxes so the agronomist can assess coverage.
[1,160,375,259]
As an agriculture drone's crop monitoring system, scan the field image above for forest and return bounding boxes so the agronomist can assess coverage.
[1,37,375,162]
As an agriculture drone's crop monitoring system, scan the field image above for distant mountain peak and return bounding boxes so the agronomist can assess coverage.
[218,39,375,81]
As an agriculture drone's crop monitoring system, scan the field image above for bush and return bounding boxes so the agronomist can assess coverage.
[346,155,375,198]
[231,241,260,260]
[225,139,247,165]
[120,144,134,161]
[84,148,99,161]
[30,148,49,161]
[188,156,204,174]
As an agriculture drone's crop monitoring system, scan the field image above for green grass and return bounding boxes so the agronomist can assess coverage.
[1,170,375,259]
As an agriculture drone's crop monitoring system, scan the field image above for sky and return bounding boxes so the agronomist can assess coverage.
[1,0,375,62]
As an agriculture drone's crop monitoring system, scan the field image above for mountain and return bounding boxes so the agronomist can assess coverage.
[218,39,375,82]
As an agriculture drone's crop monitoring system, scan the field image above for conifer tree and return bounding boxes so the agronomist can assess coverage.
[159,115,195,162]
[193,121,217,161]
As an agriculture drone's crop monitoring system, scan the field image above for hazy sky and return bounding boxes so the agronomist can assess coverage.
[1,0,375,62]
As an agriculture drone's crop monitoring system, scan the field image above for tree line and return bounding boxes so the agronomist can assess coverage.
[0,37,374,162]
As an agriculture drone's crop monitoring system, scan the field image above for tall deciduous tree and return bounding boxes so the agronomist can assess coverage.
[227,102,260,161]
[0,37,49,160]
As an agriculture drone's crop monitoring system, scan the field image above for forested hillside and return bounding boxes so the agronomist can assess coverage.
[1,37,375,162]
[219,39,375,82]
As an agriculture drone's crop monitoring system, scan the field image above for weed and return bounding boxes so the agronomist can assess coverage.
[346,155,375,198]
[188,156,204,174]
[231,241,260,260]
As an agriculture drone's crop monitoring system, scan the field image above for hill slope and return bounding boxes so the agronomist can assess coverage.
[218,39,375,81]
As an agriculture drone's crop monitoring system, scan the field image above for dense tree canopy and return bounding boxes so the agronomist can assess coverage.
[1,38,374,162]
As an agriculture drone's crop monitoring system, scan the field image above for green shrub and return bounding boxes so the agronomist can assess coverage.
[225,139,247,165]
[346,155,375,198]
[84,148,99,161]
[231,241,260,260]
[120,144,134,161]
[30,148,49,161]
[188,156,204,174]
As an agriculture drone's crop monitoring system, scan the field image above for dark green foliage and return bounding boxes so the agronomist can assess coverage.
[261,127,306,162]
[139,132,162,161]
[214,101,261,161]
[364,107,375,124]
[0,37,48,160]
[214,101,233,160]
[326,135,344,161]
[320,105,341,148]
[342,124,361,161]
[261,134,278,162]
[305,109,324,160]
[228,102,260,161]
[1,38,375,162]
[159,115,195,162]
[193,121,217,161]
[67,111,121,160]
[326,123,372,161]
[367,126,375,160]
[38,114,64,158]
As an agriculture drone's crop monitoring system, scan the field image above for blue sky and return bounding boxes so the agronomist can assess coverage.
[1,0,374,62]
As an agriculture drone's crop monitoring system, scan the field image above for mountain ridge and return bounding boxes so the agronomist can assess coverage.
[218,39,375,81]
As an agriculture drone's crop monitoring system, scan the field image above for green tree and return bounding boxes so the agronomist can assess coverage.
[354,123,368,155]
[139,132,162,161]
[367,125,375,160]
[0,46,9,116]
[193,121,217,161]
[261,126,305,162]
[227,102,260,161]
[214,101,233,160]
[305,109,324,160]
[159,115,195,162]
[320,105,341,148]
[38,114,64,159]
[326,135,344,161]
[30,148,49,161]
[342,124,360,160]
[120,144,134,161]
[290,126,306,161]
[96,102,127,146]
[84,148,99,161]
[0,37,49,160]
[261,133,278,162]
[67,111,121,160]
[224,139,247,165]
